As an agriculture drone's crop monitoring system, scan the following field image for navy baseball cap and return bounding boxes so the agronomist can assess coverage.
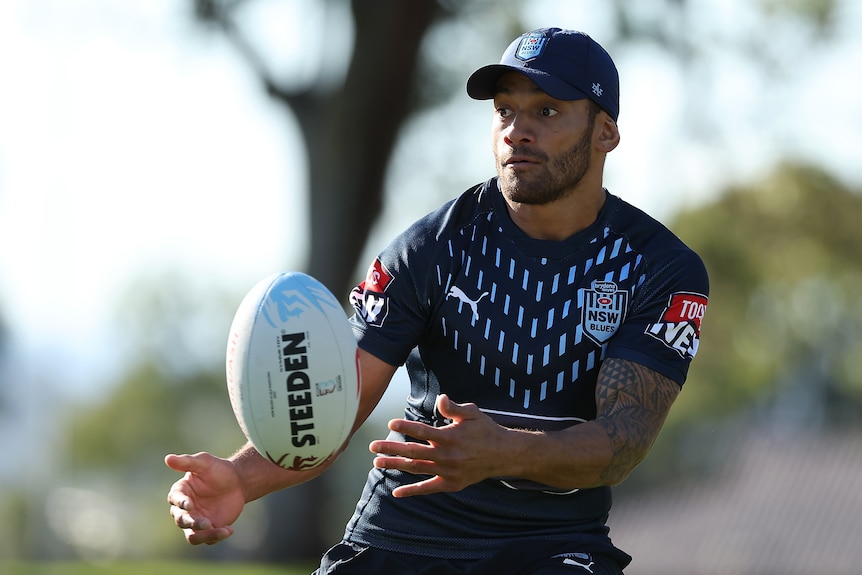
[467,28,620,121]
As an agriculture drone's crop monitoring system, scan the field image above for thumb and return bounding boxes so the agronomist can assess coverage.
[435,394,476,422]
[165,452,216,474]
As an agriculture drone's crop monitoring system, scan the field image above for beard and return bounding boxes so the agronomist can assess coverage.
[496,125,593,206]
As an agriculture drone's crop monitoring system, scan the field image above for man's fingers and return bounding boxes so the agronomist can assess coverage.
[372,454,439,475]
[184,526,234,546]
[167,492,189,512]
[385,419,447,443]
[166,484,192,510]
[169,499,212,530]
[392,475,450,498]
[435,394,478,421]
[369,437,436,457]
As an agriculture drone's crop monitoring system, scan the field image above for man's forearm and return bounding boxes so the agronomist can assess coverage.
[230,442,334,502]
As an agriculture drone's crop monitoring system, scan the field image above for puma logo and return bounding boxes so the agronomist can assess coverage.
[562,557,594,572]
[446,286,489,321]
[554,553,594,573]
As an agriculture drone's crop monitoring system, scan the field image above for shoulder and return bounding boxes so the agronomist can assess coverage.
[369,178,498,289]
[385,179,497,261]
[604,193,694,253]
[409,179,495,237]
[604,193,709,292]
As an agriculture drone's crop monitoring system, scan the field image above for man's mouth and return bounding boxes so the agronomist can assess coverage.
[503,155,540,167]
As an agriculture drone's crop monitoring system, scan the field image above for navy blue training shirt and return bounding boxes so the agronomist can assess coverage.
[344,177,709,559]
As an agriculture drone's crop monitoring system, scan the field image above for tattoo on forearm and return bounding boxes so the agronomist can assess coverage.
[595,358,679,484]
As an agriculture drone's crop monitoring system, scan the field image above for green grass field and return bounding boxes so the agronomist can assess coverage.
[0,562,315,575]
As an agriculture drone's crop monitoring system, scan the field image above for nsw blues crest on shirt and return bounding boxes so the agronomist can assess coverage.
[581,280,627,345]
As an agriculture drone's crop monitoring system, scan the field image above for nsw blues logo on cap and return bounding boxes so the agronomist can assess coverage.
[515,32,548,61]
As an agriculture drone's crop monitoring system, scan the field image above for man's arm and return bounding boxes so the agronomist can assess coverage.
[228,349,399,502]
[592,357,680,485]
[369,357,680,496]
[166,348,397,544]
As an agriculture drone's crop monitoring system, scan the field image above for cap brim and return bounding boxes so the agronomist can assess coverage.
[466,64,590,101]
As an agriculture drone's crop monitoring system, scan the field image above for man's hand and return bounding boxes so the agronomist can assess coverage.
[165,452,246,545]
[369,394,509,497]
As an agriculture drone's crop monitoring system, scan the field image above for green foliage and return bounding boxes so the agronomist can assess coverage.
[0,489,30,561]
[62,271,246,476]
[618,163,862,491]
[762,0,838,33]
[53,361,248,561]
[63,361,244,473]
[669,164,862,424]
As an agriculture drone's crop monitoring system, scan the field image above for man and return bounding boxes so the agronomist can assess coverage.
[167,28,709,574]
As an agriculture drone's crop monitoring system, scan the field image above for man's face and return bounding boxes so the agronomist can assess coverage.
[491,72,598,206]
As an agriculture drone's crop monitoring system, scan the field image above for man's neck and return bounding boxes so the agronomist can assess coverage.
[504,186,607,241]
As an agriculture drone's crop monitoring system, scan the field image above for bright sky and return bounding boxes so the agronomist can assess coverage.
[0,1,305,388]
[1,0,861,402]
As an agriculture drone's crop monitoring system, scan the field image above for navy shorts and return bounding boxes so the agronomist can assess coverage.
[313,540,631,574]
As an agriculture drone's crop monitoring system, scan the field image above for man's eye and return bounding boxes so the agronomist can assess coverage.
[540,107,558,117]
[496,107,513,118]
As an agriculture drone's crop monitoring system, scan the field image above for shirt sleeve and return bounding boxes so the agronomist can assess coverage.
[604,246,710,386]
[347,209,449,367]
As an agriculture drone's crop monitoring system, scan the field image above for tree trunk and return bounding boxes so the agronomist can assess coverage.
[259,0,440,561]
[300,0,440,299]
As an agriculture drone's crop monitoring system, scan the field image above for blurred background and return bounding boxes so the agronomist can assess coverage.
[1,0,861,574]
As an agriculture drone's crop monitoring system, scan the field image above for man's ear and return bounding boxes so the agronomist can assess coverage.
[596,115,620,153]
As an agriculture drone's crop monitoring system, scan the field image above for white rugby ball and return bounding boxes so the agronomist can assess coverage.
[225,272,360,471]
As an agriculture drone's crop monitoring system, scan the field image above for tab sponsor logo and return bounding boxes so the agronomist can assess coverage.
[645,292,708,359]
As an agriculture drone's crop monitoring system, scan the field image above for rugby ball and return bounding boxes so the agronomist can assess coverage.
[225,272,360,471]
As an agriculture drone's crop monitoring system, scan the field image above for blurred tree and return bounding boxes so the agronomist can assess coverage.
[673,163,862,422]
[0,311,7,413]
[61,270,244,468]
[65,362,242,472]
[188,0,840,300]
[193,0,443,299]
[185,0,449,560]
[621,163,862,487]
